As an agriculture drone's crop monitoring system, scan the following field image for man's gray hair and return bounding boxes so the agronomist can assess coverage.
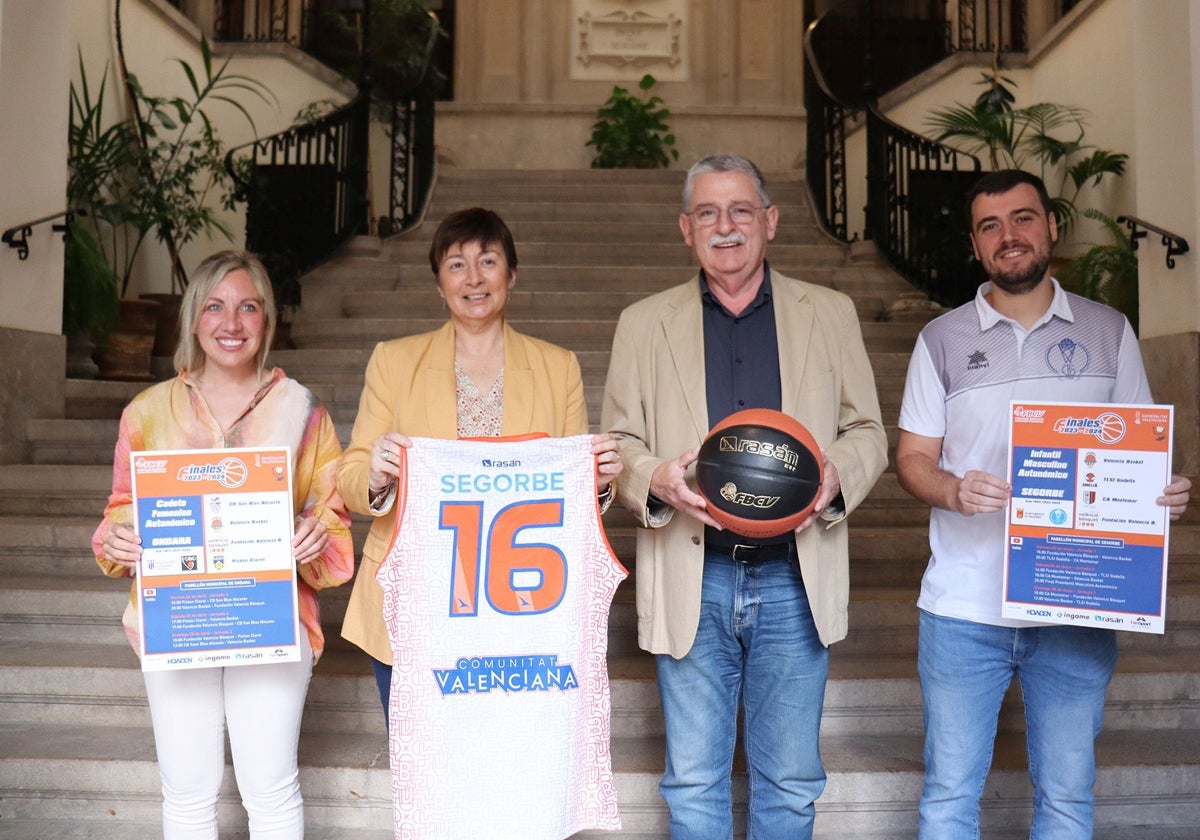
[682,154,771,210]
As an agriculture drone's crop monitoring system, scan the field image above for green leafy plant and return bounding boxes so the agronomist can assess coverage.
[926,59,1127,232]
[309,0,444,103]
[69,39,273,297]
[66,54,135,337]
[62,220,120,340]
[1057,209,1138,330]
[587,74,679,169]
[119,37,275,294]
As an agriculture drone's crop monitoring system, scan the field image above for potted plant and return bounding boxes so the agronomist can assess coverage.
[67,33,273,379]
[587,74,679,169]
[1057,209,1138,331]
[925,57,1127,234]
[116,35,275,295]
[65,54,133,377]
[61,220,120,378]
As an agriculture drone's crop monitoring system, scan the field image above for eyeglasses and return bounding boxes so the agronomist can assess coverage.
[687,203,767,227]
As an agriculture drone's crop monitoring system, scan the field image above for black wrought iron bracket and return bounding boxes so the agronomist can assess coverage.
[2,209,82,260]
[1116,215,1190,269]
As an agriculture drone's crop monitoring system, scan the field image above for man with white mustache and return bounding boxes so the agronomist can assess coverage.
[602,153,887,838]
[896,169,1191,838]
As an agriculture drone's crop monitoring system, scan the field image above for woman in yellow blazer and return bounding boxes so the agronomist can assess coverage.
[337,207,622,716]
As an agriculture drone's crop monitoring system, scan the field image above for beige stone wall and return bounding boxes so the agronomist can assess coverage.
[434,103,806,171]
[1129,0,1200,476]
[440,0,807,170]
[1144,333,1200,477]
[0,0,73,336]
[453,0,804,108]
[0,328,64,464]
[1129,0,1200,341]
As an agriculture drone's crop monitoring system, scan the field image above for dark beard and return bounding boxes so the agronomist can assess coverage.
[989,253,1050,295]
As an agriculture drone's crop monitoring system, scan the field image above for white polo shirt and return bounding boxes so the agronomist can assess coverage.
[899,279,1152,626]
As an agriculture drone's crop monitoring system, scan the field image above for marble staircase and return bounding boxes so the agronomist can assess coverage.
[1,167,1197,838]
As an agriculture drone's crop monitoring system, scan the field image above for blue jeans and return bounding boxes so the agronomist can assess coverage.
[918,610,1118,840]
[656,546,829,840]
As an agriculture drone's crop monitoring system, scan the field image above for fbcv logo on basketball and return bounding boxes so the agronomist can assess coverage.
[719,482,780,510]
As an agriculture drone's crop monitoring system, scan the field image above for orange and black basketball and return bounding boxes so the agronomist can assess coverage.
[695,408,824,538]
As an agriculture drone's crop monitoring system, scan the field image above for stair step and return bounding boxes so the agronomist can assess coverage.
[1,721,1196,837]
[63,378,145,420]
[288,316,925,354]
[388,217,837,245]
[385,239,850,268]
[343,285,898,322]
[2,817,1195,840]
[6,636,1196,739]
[271,346,616,378]
[361,262,908,293]
[0,463,113,494]
[6,497,1200,590]
[3,567,1198,653]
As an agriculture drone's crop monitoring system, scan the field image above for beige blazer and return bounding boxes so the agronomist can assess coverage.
[600,272,888,657]
[339,321,589,662]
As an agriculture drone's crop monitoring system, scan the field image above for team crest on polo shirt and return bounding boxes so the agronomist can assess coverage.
[1045,337,1089,379]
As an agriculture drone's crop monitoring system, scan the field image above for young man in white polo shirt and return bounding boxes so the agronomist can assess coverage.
[896,169,1191,838]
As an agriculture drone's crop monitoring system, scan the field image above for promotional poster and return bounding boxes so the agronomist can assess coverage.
[131,447,300,670]
[1003,402,1173,633]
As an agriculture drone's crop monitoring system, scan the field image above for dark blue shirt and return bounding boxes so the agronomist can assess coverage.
[700,264,785,547]
[701,264,782,423]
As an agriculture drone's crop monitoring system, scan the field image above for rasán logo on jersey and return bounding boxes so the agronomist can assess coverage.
[481,459,522,468]
[433,654,578,695]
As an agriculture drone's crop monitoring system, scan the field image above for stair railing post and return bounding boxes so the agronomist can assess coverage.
[354,0,372,235]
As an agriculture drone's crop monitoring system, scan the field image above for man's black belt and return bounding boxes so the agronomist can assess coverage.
[708,541,795,563]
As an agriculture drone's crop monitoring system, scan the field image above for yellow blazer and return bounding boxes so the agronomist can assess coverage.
[339,320,588,663]
[601,272,888,657]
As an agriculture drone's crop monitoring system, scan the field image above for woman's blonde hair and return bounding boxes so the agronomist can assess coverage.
[174,250,277,375]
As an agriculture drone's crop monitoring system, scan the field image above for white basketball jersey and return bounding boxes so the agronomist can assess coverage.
[378,434,627,839]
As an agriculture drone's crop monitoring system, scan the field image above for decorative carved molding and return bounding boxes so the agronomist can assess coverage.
[576,9,682,69]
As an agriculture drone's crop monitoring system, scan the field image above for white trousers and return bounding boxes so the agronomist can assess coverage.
[142,637,313,839]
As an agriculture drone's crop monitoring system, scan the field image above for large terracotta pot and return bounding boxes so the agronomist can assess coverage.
[65,331,99,380]
[140,292,183,380]
[139,293,183,355]
[95,299,161,381]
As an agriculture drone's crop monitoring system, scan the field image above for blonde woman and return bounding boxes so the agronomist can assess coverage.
[93,250,354,838]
